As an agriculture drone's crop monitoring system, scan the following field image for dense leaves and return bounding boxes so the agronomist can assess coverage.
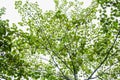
[0,8,35,80]
[0,0,120,80]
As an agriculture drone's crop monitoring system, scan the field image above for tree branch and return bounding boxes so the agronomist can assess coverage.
[47,38,73,73]
[27,12,71,80]
[64,45,78,80]
[86,30,120,80]
[89,60,119,79]
[45,47,70,80]
[63,25,80,80]
[29,12,74,74]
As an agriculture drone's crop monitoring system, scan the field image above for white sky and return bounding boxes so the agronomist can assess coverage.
[0,0,92,25]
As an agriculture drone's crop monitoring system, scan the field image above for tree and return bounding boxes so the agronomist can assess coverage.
[0,7,40,80]
[0,0,120,80]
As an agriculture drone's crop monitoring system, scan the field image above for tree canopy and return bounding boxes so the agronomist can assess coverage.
[0,0,120,80]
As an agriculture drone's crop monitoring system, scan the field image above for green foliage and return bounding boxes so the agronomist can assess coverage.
[0,7,5,17]
[0,8,36,80]
[0,0,120,80]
